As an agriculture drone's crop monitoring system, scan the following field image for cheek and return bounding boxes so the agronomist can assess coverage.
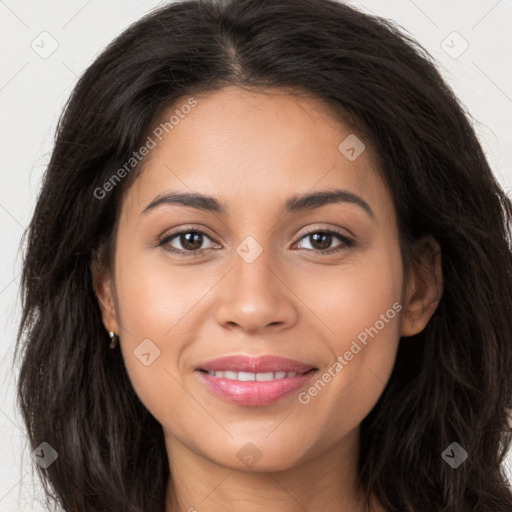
[113,237,215,342]
[110,243,199,418]
[293,240,403,351]
[328,261,402,359]
[293,245,404,426]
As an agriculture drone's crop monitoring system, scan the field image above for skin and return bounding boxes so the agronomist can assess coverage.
[93,86,442,512]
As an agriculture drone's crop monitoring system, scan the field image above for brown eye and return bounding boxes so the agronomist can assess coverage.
[177,232,204,251]
[307,232,333,251]
[159,229,219,255]
[295,230,355,254]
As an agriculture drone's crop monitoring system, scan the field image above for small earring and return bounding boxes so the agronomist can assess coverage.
[108,330,118,349]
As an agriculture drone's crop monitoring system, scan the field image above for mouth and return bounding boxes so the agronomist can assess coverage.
[195,355,318,407]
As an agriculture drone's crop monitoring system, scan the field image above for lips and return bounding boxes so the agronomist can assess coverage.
[196,355,318,407]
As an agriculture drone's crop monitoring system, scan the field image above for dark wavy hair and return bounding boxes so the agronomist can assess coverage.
[14,0,512,510]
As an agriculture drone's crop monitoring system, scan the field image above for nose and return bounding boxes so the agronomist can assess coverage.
[214,245,298,335]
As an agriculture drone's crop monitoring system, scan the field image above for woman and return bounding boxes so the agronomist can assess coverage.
[15,0,512,510]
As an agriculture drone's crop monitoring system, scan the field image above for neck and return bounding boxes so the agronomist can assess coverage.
[163,427,381,512]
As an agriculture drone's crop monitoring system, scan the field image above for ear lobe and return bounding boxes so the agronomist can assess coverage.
[400,235,443,337]
[91,249,119,334]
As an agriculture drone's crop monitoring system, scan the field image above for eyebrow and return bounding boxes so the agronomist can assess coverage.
[141,189,375,219]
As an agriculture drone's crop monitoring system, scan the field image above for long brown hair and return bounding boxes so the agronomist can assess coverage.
[15,0,512,510]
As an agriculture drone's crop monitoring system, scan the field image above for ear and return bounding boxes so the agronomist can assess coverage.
[400,235,443,337]
[91,248,120,334]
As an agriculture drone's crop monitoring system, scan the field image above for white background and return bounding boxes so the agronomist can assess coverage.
[1,0,511,510]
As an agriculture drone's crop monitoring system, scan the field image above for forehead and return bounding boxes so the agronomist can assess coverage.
[121,86,393,223]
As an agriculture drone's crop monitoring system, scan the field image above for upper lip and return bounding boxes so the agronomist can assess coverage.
[197,355,316,374]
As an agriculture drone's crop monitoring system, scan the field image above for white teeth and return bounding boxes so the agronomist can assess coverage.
[207,370,302,380]
[256,372,274,381]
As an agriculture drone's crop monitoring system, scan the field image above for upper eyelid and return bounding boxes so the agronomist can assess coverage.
[161,225,218,243]
[295,225,353,241]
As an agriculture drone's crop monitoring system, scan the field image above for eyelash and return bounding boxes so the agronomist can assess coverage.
[157,226,355,258]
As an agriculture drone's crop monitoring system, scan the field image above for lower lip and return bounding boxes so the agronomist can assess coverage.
[197,370,317,407]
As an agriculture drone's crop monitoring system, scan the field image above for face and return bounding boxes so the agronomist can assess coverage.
[94,86,440,473]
